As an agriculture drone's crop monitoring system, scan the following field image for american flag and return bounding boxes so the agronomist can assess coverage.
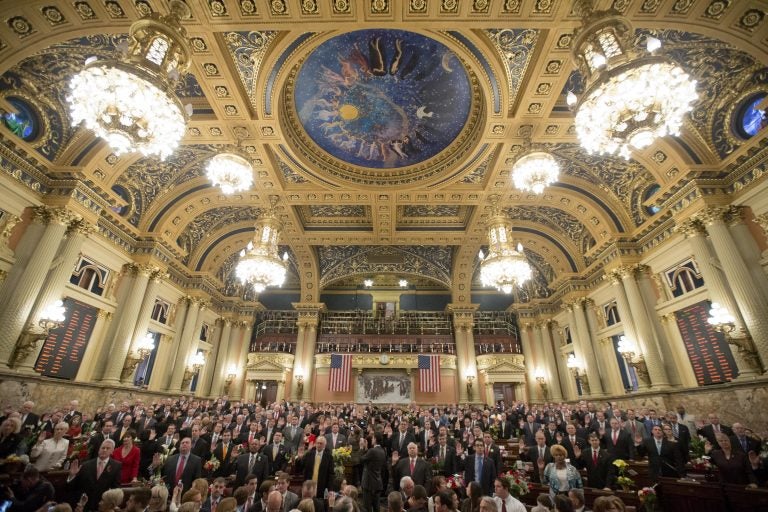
[329,353,352,392]
[418,354,441,393]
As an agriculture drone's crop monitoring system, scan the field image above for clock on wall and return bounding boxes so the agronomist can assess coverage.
[380,354,390,365]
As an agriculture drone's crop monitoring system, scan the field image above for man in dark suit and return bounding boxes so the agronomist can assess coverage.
[730,422,760,455]
[634,426,684,482]
[111,415,134,444]
[390,421,415,456]
[296,435,335,498]
[518,432,553,483]
[589,412,609,437]
[263,430,288,474]
[326,423,347,450]
[283,416,303,455]
[88,420,115,460]
[392,442,432,490]
[697,413,733,450]
[560,423,586,462]
[19,401,40,432]
[665,412,692,460]
[480,432,501,473]
[573,434,616,490]
[603,417,634,461]
[459,439,496,495]
[428,434,457,475]
[360,434,386,512]
[163,437,203,492]
[496,413,514,441]
[211,429,236,478]
[521,414,541,446]
[67,439,122,511]
[190,425,211,460]
[234,439,269,488]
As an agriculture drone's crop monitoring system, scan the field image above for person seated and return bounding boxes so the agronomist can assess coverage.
[31,421,70,471]
[7,465,55,512]
[0,417,23,458]
[591,496,625,512]
[99,489,125,512]
[530,495,553,512]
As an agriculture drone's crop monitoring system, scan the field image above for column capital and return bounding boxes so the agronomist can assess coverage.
[33,206,81,226]
[755,212,768,234]
[0,212,21,241]
[137,263,161,277]
[66,218,95,237]
[674,218,706,237]
[694,205,740,226]
[605,269,623,284]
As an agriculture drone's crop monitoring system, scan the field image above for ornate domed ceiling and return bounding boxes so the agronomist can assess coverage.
[0,0,765,310]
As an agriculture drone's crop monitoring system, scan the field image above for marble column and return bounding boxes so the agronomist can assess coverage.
[233,323,253,400]
[551,326,577,400]
[597,337,625,395]
[564,304,587,396]
[0,207,75,367]
[168,297,203,392]
[226,322,245,400]
[118,269,166,384]
[0,209,44,311]
[291,304,323,401]
[678,218,759,378]
[210,319,233,397]
[161,297,190,390]
[451,307,478,403]
[199,321,224,397]
[697,206,768,372]
[619,266,670,388]
[518,322,538,402]
[659,313,699,387]
[14,219,93,372]
[534,321,563,401]
[584,299,611,386]
[573,299,605,396]
[728,207,768,304]
[101,264,155,384]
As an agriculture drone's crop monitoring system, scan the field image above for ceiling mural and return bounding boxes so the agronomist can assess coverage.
[0,0,766,309]
[293,29,472,169]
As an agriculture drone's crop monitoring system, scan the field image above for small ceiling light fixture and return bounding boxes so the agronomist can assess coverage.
[568,0,698,159]
[235,196,288,293]
[479,196,533,294]
[511,125,560,194]
[206,129,254,194]
[399,279,408,288]
[67,0,193,160]
[363,279,374,288]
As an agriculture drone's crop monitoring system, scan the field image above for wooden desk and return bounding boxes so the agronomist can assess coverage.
[658,477,724,512]
[722,483,768,512]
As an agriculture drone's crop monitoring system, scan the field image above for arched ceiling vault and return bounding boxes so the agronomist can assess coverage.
[0,0,766,307]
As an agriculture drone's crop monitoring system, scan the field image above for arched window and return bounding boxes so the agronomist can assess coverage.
[111,185,132,216]
[643,184,661,215]
[3,97,40,141]
[604,302,620,326]
[734,93,767,139]
[151,299,170,324]
[70,258,109,296]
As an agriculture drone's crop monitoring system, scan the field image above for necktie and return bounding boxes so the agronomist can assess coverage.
[613,431,618,445]
[410,459,415,475]
[474,456,482,483]
[175,455,186,483]
[715,425,720,433]
[312,452,322,481]
[97,459,105,479]
[222,444,228,460]
[631,423,636,435]
[571,436,575,446]
[539,447,544,459]
[440,447,445,461]
[673,425,679,439]
[501,500,507,512]
[593,450,597,466]
[741,437,748,452]
[212,499,218,512]
[656,441,662,455]
[273,445,277,459]
[248,454,255,473]
[485,446,489,456]
[246,497,253,511]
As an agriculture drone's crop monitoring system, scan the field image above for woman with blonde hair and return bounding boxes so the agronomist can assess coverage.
[540,444,583,498]
[31,421,69,471]
[592,495,626,512]
[98,489,124,512]
[192,478,210,501]
[217,498,238,512]
[297,498,316,512]
[149,485,169,512]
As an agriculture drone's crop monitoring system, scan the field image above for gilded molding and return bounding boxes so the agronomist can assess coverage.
[674,218,707,237]
[755,213,768,234]
[475,353,526,373]
[313,353,457,370]
[0,213,21,241]
[65,218,95,237]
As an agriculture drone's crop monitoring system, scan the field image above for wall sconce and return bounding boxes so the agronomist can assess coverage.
[363,278,374,288]
[533,368,549,400]
[399,279,408,288]
[137,332,156,360]
[707,303,762,371]
[465,373,475,401]
[617,336,650,386]
[296,373,304,397]
[566,354,591,395]
[10,300,67,368]
[224,364,237,394]
[183,351,206,388]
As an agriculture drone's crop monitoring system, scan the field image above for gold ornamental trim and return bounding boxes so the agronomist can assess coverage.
[314,353,457,370]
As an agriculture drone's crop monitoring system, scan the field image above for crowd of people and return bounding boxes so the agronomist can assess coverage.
[1,396,766,512]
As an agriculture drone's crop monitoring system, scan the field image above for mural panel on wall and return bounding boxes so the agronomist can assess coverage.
[294,29,472,169]
[356,371,411,403]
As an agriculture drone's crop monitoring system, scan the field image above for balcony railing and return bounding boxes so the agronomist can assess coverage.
[316,334,455,353]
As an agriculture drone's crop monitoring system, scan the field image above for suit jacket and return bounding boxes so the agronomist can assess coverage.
[543,430,560,447]
[211,441,236,477]
[589,420,609,436]
[234,451,269,488]
[360,445,386,492]
[623,420,648,440]
[460,454,496,495]
[673,424,691,460]
[163,452,202,492]
[20,412,40,431]
[297,448,335,497]
[730,434,761,455]
[393,457,432,489]
[68,457,122,511]
[326,433,347,449]
[636,438,684,481]
[697,424,733,450]
[574,447,616,489]
[521,423,541,446]
[190,437,210,460]
[390,431,416,455]
[497,421,514,440]
[519,445,553,483]
[429,444,457,475]
[602,429,634,461]
[560,436,586,462]
[262,442,288,474]
[482,443,501,474]
[283,425,304,454]
[281,491,299,512]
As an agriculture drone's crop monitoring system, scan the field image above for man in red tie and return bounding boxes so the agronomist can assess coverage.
[573,434,615,490]
[393,442,431,489]
[67,439,122,511]
[602,417,634,460]
[163,437,202,492]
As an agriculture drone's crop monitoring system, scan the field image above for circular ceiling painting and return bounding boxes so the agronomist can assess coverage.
[293,29,472,169]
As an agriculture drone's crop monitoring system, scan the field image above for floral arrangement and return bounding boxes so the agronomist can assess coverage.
[489,425,500,440]
[429,456,445,472]
[151,444,176,484]
[689,436,706,459]
[204,455,220,472]
[502,470,532,499]
[638,486,657,508]
[613,459,634,490]
[332,446,352,478]
[446,473,465,490]
[691,456,712,472]
[67,437,89,461]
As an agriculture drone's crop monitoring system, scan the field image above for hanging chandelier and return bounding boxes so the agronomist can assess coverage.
[67,0,192,160]
[567,1,698,159]
[479,200,533,294]
[511,125,560,194]
[235,198,288,293]
[206,152,253,194]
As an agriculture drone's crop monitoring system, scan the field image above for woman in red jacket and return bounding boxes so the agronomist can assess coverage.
[112,429,141,484]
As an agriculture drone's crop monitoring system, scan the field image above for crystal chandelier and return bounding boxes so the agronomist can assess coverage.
[567,1,698,159]
[511,126,560,194]
[479,200,533,294]
[206,152,253,194]
[67,0,192,160]
[235,198,288,293]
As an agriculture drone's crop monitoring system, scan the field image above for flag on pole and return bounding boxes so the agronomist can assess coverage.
[418,354,441,392]
[329,353,352,392]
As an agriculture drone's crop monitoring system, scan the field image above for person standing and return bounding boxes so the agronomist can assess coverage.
[66,439,123,512]
[296,436,335,499]
[162,437,202,492]
[360,433,386,512]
